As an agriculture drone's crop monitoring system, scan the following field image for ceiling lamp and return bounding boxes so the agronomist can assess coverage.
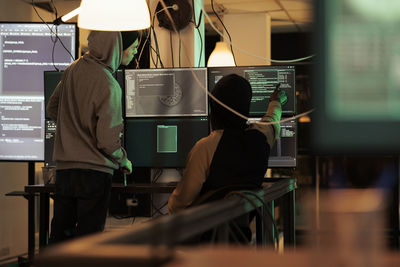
[207,41,235,67]
[60,7,81,22]
[78,0,151,31]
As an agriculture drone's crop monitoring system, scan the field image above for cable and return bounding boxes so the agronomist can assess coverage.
[133,31,144,69]
[50,0,58,19]
[31,0,75,61]
[50,25,59,71]
[253,109,315,126]
[151,4,177,68]
[210,0,236,66]
[178,31,182,67]
[158,0,315,128]
[112,214,136,220]
[152,168,163,183]
[151,201,168,217]
[194,1,314,64]
[240,190,280,244]
[195,26,203,67]
[225,191,279,246]
[229,219,251,244]
[151,10,163,67]
[227,224,241,243]
[170,31,174,68]
[191,0,204,67]
[136,29,151,69]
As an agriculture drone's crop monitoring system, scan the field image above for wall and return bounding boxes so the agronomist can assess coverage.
[222,13,271,66]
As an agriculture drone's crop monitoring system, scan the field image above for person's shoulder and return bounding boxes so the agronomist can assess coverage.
[192,130,222,150]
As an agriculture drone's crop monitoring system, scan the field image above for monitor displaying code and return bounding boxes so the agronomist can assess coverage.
[0,23,77,161]
[208,65,296,117]
[249,117,297,167]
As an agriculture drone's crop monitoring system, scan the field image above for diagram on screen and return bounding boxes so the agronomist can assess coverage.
[159,82,183,107]
[125,68,207,117]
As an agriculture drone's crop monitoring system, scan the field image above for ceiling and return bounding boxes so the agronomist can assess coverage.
[203,0,313,34]
[23,0,314,33]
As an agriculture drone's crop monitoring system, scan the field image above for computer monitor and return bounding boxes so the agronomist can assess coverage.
[125,68,208,117]
[249,117,297,167]
[44,71,63,119]
[208,65,296,117]
[312,0,400,153]
[125,117,209,167]
[44,120,56,167]
[0,22,77,161]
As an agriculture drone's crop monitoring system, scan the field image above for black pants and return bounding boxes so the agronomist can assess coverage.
[49,169,112,244]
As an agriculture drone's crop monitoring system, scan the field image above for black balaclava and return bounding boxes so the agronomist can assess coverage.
[210,74,252,130]
[121,31,139,51]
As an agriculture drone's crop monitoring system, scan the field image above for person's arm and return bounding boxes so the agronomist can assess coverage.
[168,140,211,214]
[249,85,287,148]
[96,83,132,174]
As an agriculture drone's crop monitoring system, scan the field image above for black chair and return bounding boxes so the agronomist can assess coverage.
[186,184,262,245]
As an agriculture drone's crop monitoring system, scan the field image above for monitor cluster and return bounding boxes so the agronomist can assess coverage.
[44,66,297,168]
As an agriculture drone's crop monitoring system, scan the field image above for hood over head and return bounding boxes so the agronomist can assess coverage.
[86,31,123,73]
[210,74,252,130]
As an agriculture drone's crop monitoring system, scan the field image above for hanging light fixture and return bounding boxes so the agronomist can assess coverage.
[61,7,81,22]
[207,41,235,67]
[78,0,151,31]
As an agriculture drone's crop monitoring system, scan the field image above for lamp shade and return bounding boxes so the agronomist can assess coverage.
[78,0,151,31]
[207,41,235,67]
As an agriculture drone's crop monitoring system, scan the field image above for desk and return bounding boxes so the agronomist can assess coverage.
[11,179,296,261]
[35,244,400,267]
[18,183,177,260]
[34,178,299,267]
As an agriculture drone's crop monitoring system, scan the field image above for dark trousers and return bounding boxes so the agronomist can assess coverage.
[49,169,112,244]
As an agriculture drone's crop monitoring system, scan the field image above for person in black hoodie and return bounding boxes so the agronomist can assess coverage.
[168,74,287,214]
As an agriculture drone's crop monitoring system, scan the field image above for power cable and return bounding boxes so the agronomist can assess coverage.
[210,0,236,66]
[31,0,75,62]
[192,0,204,67]
[155,0,315,131]
[194,1,314,64]
[225,191,279,246]
[170,31,175,67]
[241,190,280,244]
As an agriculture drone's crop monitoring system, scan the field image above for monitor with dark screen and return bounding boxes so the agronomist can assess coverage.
[125,117,209,167]
[0,22,77,161]
[208,65,296,117]
[44,71,63,119]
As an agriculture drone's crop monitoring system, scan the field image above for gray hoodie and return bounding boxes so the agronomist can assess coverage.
[47,31,128,174]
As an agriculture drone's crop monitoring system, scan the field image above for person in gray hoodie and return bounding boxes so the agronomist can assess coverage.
[47,31,138,243]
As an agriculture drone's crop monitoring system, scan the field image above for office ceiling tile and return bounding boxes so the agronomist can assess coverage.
[271,24,299,33]
[220,2,282,13]
[279,0,313,10]
[268,11,291,21]
[287,9,313,22]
